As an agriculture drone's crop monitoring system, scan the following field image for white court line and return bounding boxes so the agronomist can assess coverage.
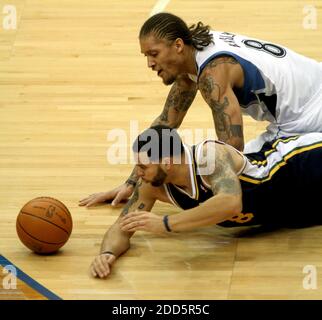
[150,0,171,16]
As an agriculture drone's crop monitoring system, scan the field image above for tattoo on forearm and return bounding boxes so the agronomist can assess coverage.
[230,125,242,137]
[127,167,138,183]
[121,181,142,216]
[173,90,197,113]
[138,203,145,210]
[156,80,197,125]
[160,101,171,122]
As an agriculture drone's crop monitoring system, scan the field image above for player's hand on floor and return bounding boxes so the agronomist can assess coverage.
[90,253,116,278]
[79,192,111,207]
[79,184,134,207]
[109,183,135,206]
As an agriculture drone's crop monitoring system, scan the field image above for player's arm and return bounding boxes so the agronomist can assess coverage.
[198,56,244,151]
[90,180,156,278]
[99,180,157,256]
[80,76,197,208]
[166,143,243,231]
[112,75,197,203]
[120,143,243,233]
[151,74,198,128]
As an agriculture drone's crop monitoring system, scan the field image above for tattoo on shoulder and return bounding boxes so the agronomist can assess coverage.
[208,147,241,196]
[206,56,238,70]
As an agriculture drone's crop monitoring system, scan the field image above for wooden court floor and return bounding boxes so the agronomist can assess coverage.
[1,0,322,299]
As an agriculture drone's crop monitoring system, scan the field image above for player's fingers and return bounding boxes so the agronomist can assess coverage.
[100,255,112,272]
[79,194,97,205]
[125,213,141,220]
[123,225,144,233]
[79,196,89,203]
[98,256,112,277]
[121,220,144,232]
[79,197,91,205]
[107,254,116,265]
[119,218,133,229]
[79,201,91,207]
[86,199,99,207]
[93,259,108,278]
[80,194,96,202]
[103,190,116,200]
[111,191,125,206]
[90,265,98,278]
[121,212,146,225]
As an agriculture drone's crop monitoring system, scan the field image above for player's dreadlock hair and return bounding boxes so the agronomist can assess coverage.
[139,12,214,51]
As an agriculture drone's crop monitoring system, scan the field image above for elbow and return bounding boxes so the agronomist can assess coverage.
[171,119,182,129]
[218,136,244,151]
[232,138,244,152]
[227,195,243,217]
[236,141,244,152]
[153,115,179,128]
[164,117,182,129]
[232,200,242,215]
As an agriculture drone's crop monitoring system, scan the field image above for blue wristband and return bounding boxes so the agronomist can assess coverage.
[163,215,172,232]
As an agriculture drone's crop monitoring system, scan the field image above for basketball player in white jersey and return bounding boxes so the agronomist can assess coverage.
[90,126,322,278]
[80,12,322,208]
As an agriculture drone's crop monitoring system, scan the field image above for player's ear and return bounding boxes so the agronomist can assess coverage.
[174,38,184,53]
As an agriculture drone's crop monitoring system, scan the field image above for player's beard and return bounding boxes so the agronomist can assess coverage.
[163,75,176,85]
[161,70,176,85]
[151,166,167,187]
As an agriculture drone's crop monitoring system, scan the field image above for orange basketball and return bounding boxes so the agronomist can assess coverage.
[16,197,73,254]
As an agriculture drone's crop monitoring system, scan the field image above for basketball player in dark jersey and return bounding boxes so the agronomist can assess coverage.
[90,126,322,278]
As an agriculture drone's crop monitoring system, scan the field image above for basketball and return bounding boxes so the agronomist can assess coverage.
[16,197,73,254]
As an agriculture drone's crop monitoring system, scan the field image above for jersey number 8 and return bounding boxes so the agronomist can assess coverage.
[243,39,286,58]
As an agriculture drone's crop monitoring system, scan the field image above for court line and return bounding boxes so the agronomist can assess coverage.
[0,255,62,300]
[150,0,171,16]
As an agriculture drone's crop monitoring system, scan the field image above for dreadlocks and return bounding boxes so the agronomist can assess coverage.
[139,12,214,51]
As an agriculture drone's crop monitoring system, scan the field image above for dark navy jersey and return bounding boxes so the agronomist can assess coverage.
[164,134,322,228]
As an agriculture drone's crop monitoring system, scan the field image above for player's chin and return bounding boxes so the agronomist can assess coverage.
[162,75,176,85]
[151,181,163,187]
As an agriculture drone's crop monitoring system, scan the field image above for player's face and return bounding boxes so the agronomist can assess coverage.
[137,164,167,187]
[140,34,183,85]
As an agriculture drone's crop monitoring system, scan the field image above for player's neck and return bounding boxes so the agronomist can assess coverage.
[167,154,191,189]
[183,46,197,75]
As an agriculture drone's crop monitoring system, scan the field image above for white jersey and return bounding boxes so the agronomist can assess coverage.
[191,31,322,152]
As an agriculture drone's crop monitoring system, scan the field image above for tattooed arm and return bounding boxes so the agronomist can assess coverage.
[198,56,245,151]
[90,180,157,278]
[168,143,243,232]
[83,75,197,209]
[98,181,157,257]
[152,74,198,128]
[113,75,197,199]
